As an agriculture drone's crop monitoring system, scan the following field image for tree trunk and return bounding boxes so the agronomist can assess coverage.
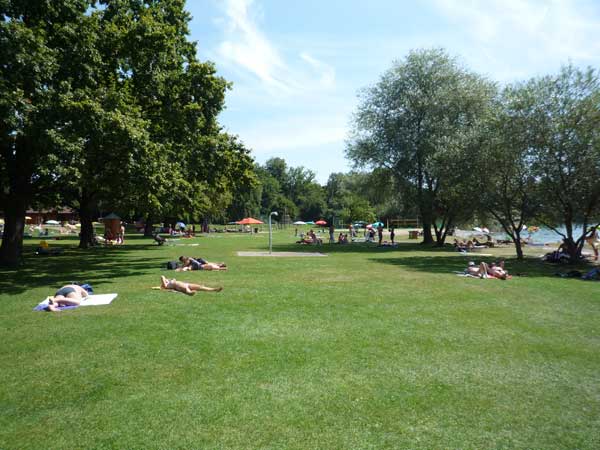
[144,218,154,237]
[434,219,452,247]
[420,211,434,244]
[78,195,97,248]
[563,217,582,261]
[0,197,26,266]
[78,208,95,248]
[565,238,580,261]
[513,230,524,260]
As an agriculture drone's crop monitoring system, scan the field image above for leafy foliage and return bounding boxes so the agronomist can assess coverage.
[347,48,496,244]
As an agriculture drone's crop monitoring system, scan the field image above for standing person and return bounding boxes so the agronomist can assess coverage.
[586,226,599,261]
[389,227,395,244]
[348,223,354,239]
[377,224,384,245]
[117,222,125,244]
[192,224,196,236]
[329,224,335,243]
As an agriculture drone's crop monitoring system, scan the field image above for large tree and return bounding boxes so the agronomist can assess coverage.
[0,1,93,264]
[527,65,600,259]
[476,88,539,259]
[0,0,255,258]
[347,48,495,244]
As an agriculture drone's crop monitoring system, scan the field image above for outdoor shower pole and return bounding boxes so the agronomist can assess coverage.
[269,211,278,254]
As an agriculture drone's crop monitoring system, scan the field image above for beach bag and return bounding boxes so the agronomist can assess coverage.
[166,261,178,270]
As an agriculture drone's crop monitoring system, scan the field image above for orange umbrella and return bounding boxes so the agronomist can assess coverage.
[236,217,264,225]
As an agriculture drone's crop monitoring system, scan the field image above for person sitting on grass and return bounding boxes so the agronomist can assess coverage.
[337,233,348,244]
[153,233,166,246]
[297,229,322,245]
[473,235,495,248]
[176,256,227,271]
[160,276,222,295]
[45,284,89,311]
[542,239,571,263]
[454,238,474,252]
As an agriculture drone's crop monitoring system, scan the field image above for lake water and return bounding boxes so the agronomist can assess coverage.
[456,225,593,245]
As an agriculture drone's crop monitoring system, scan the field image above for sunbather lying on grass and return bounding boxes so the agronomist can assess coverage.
[45,284,89,311]
[465,260,510,279]
[160,276,222,295]
[176,256,227,271]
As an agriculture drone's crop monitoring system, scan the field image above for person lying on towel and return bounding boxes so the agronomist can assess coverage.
[45,284,89,311]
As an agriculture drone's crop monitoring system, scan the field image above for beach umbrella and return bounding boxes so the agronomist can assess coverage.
[315,220,327,226]
[305,221,315,225]
[293,221,306,225]
[45,220,60,225]
[366,224,373,229]
[370,222,384,228]
[176,221,186,229]
[236,217,264,225]
[25,216,32,220]
[473,226,483,232]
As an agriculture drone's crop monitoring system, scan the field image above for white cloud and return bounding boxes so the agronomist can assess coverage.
[432,0,600,80]
[215,0,337,97]
[217,0,291,92]
[300,52,336,88]
[237,114,348,154]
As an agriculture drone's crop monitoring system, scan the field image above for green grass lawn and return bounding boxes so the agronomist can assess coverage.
[1,230,599,449]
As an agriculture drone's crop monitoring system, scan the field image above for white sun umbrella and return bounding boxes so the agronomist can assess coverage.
[293,221,306,225]
[45,220,60,225]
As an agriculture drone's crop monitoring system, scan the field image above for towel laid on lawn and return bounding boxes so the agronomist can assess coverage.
[33,294,118,311]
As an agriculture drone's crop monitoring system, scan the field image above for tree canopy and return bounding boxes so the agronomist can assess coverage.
[347,48,496,245]
[0,0,255,262]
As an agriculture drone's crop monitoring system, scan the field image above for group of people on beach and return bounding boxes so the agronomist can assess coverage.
[296,229,322,245]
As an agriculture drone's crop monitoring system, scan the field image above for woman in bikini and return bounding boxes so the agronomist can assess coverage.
[46,284,89,311]
[160,276,222,295]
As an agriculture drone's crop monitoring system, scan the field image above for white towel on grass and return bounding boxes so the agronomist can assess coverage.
[34,294,118,311]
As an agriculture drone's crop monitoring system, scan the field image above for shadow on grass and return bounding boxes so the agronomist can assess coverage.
[272,240,597,279]
[367,253,596,279]
[271,240,451,255]
[0,236,167,295]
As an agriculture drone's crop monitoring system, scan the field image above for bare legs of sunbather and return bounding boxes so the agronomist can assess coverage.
[160,276,222,295]
[466,262,489,277]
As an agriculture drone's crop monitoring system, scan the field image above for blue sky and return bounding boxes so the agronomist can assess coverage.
[186,0,600,183]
